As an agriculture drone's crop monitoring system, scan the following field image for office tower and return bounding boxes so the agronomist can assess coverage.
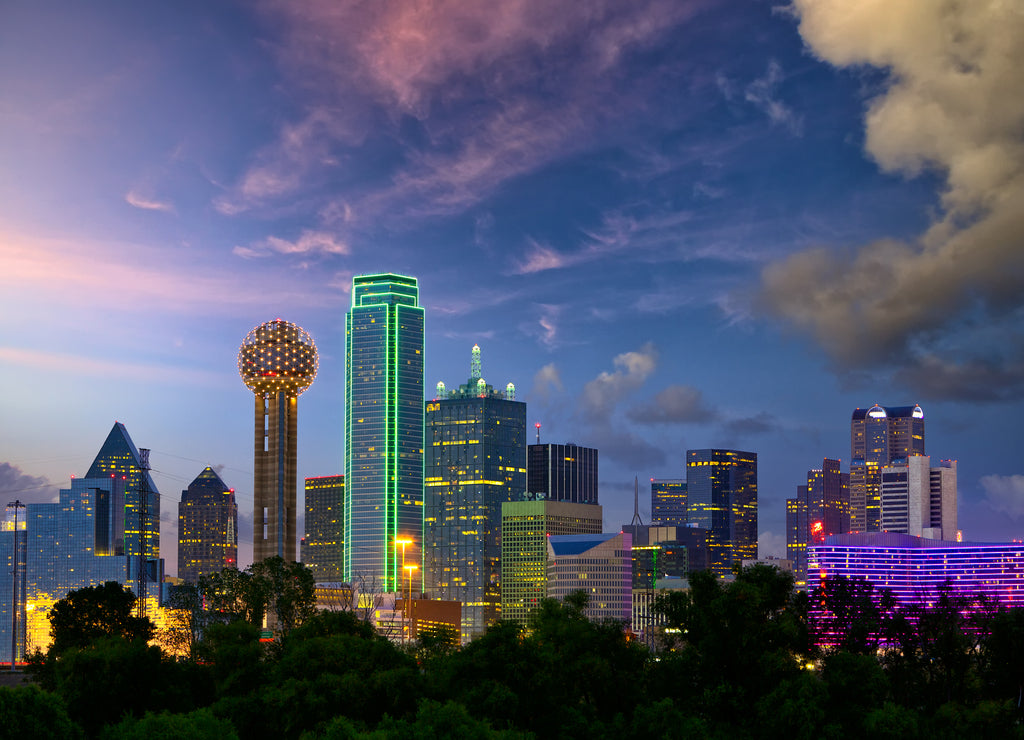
[547,532,632,623]
[1,506,27,666]
[238,319,318,563]
[786,459,850,586]
[501,500,602,625]
[345,274,424,591]
[527,442,598,504]
[303,475,345,583]
[177,467,238,584]
[850,404,924,531]
[424,345,526,641]
[686,449,757,579]
[0,424,166,663]
[85,422,160,564]
[880,457,957,539]
[651,479,686,526]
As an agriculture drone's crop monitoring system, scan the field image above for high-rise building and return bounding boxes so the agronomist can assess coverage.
[424,345,526,641]
[849,404,924,532]
[303,475,345,583]
[500,500,602,625]
[547,532,632,623]
[786,459,849,586]
[85,422,160,564]
[527,442,598,504]
[880,456,957,540]
[238,319,318,563]
[686,449,758,579]
[178,467,237,584]
[651,479,686,527]
[1,424,165,664]
[345,274,424,592]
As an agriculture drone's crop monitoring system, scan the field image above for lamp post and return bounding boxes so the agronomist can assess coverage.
[8,500,24,671]
[403,563,418,644]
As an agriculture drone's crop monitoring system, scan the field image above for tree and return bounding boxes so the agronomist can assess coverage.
[0,685,83,739]
[158,583,207,661]
[200,557,316,635]
[48,581,154,655]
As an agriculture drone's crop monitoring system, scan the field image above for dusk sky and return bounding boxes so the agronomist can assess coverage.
[2,1,1023,575]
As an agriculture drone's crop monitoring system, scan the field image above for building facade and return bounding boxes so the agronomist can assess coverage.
[547,532,632,623]
[302,475,345,583]
[651,479,687,527]
[880,456,957,540]
[686,449,758,579]
[424,345,526,641]
[786,459,850,587]
[500,500,602,625]
[238,319,318,562]
[1,424,164,665]
[850,404,925,532]
[527,443,598,504]
[345,274,424,592]
[177,467,237,584]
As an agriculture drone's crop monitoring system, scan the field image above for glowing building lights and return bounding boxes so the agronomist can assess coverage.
[238,319,318,563]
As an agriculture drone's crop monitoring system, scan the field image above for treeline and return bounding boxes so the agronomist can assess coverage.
[3,560,1024,738]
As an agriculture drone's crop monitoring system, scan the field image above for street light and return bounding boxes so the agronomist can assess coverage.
[394,537,413,594]
[403,564,419,643]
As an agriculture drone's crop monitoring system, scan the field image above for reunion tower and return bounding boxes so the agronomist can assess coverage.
[238,319,318,562]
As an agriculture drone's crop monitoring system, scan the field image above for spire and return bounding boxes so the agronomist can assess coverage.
[471,344,482,380]
[630,475,644,527]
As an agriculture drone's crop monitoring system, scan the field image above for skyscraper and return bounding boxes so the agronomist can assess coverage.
[880,456,957,539]
[500,500,603,625]
[424,345,526,640]
[686,449,757,579]
[850,404,925,531]
[786,459,849,586]
[238,319,318,563]
[345,274,424,592]
[651,479,687,527]
[547,532,632,623]
[303,475,345,583]
[177,467,237,584]
[527,442,598,504]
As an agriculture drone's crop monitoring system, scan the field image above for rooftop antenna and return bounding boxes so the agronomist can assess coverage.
[630,475,644,527]
[535,422,541,445]
[471,344,481,380]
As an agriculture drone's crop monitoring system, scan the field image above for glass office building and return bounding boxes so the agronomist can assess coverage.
[345,274,424,592]
[686,449,757,579]
[527,442,598,504]
[178,467,238,584]
[651,479,687,527]
[850,404,925,532]
[424,346,526,641]
[303,475,345,583]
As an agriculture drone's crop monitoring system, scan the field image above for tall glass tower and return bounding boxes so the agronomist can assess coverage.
[238,319,318,563]
[849,404,924,532]
[686,449,757,579]
[345,274,424,592]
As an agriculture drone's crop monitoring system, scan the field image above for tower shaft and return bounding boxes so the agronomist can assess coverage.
[253,390,298,562]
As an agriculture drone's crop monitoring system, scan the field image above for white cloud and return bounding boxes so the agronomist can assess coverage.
[580,342,658,421]
[234,230,350,259]
[980,474,1024,519]
[125,189,174,212]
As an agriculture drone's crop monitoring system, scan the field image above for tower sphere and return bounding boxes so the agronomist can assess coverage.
[238,319,318,395]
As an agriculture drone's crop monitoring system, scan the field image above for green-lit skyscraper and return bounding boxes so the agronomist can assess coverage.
[424,345,526,641]
[345,274,424,592]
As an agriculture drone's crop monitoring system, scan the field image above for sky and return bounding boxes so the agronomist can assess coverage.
[2,0,1023,575]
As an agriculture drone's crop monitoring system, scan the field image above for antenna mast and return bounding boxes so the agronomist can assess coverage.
[630,476,644,527]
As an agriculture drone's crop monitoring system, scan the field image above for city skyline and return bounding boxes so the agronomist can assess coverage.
[2,2,1023,575]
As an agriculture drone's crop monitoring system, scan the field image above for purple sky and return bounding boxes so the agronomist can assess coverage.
[2,0,1023,574]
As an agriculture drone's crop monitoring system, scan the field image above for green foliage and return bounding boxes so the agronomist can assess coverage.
[48,581,154,655]
[99,708,238,740]
[0,685,83,739]
[201,557,316,635]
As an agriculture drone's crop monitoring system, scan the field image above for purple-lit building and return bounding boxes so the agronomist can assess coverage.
[809,532,1024,608]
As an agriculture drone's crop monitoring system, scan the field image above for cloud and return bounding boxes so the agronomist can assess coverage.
[233,230,350,259]
[514,240,566,275]
[627,385,717,424]
[758,530,786,559]
[0,462,59,504]
[723,412,777,437]
[743,60,803,136]
[520,304,563,349]
[532,363,563,400]
[124,190,174,213]
[760,0,1024,400]
[0,346,224,388]
[580,342,658,422]
[980,474,1024,519]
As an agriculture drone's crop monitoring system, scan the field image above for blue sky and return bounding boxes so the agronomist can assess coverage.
[2,0,1023,573]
